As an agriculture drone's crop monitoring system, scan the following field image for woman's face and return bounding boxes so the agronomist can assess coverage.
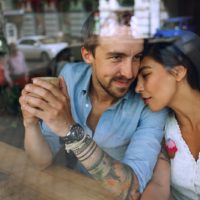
[135,56,177,111]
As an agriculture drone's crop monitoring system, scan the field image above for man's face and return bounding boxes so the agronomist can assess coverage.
[87,36,144,99]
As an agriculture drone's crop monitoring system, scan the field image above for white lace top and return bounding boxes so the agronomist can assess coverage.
[165,115,200,200]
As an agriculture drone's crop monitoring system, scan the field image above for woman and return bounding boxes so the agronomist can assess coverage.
[136,31,200,200]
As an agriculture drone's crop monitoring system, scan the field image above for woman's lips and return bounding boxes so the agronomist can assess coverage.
[143,97,152,104]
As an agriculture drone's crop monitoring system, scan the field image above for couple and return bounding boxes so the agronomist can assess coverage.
[19,11,200,200]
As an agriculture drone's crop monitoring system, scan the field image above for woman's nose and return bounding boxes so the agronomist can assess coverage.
[135,78,144,93]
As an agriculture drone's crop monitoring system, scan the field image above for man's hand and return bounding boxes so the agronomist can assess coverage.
[19,89,39,127]
[19,77,74,136]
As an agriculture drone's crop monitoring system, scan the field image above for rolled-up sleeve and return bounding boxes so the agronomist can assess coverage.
[122,107,168,192]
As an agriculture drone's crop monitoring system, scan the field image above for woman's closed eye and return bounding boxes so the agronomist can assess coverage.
[141,72,151,79]
[138,66,152,79]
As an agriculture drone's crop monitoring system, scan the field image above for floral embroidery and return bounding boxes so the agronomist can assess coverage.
[165,138,178,159]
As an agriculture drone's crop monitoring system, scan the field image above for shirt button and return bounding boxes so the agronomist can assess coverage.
[85,104,89,108]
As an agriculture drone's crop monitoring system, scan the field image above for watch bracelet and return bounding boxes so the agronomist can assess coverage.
[72,135,92,155]
[65,134,92,154]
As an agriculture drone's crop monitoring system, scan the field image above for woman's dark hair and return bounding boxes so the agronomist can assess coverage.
[143,31,200,90]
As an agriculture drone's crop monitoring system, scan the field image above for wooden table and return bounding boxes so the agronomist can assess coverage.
[0,142,116,200]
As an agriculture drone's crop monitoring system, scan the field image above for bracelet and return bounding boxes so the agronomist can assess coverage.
[64,134,87,153]
[65,135,92,156]
[61,123,94,157]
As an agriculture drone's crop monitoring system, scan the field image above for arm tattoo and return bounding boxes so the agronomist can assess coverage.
[64,134,139,199]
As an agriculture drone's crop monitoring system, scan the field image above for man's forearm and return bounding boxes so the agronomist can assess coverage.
[24,124,53,170]
[64,135,139,199]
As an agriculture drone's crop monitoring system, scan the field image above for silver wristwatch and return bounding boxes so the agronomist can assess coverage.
[61,123,85,144]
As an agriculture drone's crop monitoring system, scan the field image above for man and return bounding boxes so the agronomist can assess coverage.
[19,11,168,199]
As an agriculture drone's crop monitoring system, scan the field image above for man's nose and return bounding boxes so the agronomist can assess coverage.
[135,77,144,93]
[120,60,138,79]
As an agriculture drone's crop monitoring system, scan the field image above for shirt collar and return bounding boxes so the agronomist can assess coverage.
[81,66,92,96]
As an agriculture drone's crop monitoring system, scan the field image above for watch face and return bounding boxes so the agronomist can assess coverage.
[62,124,84,144]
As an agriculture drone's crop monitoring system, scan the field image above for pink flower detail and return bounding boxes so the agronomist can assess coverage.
[165,139,178,159]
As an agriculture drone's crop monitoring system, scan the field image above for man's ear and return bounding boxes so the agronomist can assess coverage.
[81,47,94,64]
[171,65,187,81]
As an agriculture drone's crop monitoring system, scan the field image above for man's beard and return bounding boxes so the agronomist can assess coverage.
[97,76,133,98]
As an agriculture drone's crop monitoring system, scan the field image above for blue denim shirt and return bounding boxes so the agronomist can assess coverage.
[40,62,168,192]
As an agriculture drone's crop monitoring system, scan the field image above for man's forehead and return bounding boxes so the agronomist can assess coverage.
[99,36,144,46]
[97,37,144,55]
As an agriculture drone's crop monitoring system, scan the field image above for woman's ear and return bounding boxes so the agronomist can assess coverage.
[81,47,94,64]
[171,65,187,81]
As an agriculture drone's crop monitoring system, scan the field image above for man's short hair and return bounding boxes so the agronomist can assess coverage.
[81,10,138,56]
